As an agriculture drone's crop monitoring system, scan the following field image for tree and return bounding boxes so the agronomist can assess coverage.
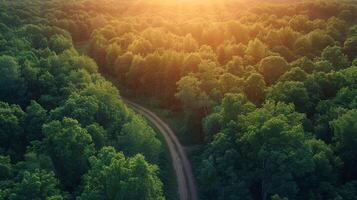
[42,118,95,190]
[176,75,213,112]
[321,46,349,70]
[271,194,288,200]
[218,73,242,95]
[302,139,342,199]
[85,123,107,150]
[245,39,270,64]
[279,67,307,82]
[25,101,48,142]
[118,115,161,162]
[220,93,255,123]
[202,113,223,143]
[307,30,335,55]
[0,155,12,180]
[289,15,314,33]
[9,169,64,200]
[199,102,330,200]
[243,73,266,105]
[50,94,100,126]
[50,80,129,132]
[236,102,314,200]
[0,101,26,160]
[291,57,315,73]
[224,57,244,76]
[331,110,357,180]
[259,56,290,85]
[343,36,357,59]
[337,181,357,200]
[267,81,311,113]
[0,55,26,104]
[78,147,165,200]
[49,34,73,54]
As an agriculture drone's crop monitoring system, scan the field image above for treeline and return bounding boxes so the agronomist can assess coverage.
[0,1,165,199]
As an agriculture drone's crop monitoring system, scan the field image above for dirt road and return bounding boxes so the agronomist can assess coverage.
[123,99,199,200]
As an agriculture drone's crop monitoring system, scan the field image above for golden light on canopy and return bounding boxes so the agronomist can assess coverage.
[116,0,251,21]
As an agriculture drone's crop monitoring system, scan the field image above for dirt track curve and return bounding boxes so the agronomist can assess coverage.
[123,99,199,200]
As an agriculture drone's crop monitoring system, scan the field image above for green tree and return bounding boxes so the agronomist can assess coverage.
[331,110,357,180]
[0,55,26,104]
[321,46,349,70]
[0,155,12,180]
[267,81,311,113]
[279,67,307,82]
[25,101,48,142]
[85,123,107,150]
[236,102,314,200]
[343,36,357,59]
[9,169,64,200]
[118,115,161,162]
[259,56,290,85]
[42,118,95,190]
[291,57,315,74]
[49,34,73,54]
[78,147,165,200]
[176,75,213,113]
[337,181,357,200]
[245,38,270,64]
[243,73,266,105]
[0,101,26,160]
[200,102,325,200]
[220,93,255,123]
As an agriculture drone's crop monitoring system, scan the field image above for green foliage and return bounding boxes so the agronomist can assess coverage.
[25,101,48,142]
[220,93,255,123]
[267,81,311,112]
[0,56,26,104]
[0,101,26,160]
[200,101,341,199]
[321,46,349,70]
[343,35,357,59]
[176,75,213,111]
[78,147,165,200]
[118,115,161,162]
[9,169,64,200]
[0,1,166,199]
[49,34,73,54]
[243,73,266,105]
[43,118,95,190]
[0,155,12,180]
[1,0,357,199]
[279,67,307,82]
[331,110,357,180]
[259,56,290,85]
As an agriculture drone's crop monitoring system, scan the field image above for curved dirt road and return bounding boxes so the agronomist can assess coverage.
[123,99,198,200]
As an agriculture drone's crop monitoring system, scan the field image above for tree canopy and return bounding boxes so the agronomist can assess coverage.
[1,0,357,199]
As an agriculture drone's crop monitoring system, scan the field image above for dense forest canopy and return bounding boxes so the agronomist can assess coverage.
[0,0,357,199]
[0,0,166,199]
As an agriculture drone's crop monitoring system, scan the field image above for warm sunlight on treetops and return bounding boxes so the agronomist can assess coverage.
[0,0,356,200]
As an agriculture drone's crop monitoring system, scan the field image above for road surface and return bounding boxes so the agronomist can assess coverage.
[123,99,199,200]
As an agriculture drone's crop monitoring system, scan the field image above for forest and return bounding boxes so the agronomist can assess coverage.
[1,0,357,200]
